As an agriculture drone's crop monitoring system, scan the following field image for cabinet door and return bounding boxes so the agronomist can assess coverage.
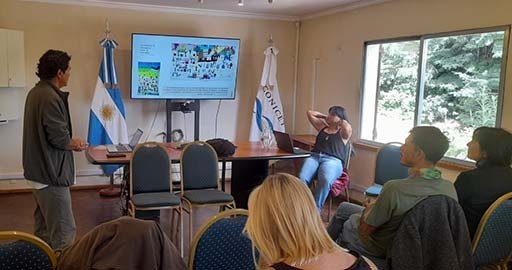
[0,29,8,87]
[7,30,25,87]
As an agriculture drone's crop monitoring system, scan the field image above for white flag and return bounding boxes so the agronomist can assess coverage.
[249,47,285,141]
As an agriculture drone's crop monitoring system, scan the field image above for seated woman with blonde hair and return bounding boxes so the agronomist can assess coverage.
[244,173,376,270]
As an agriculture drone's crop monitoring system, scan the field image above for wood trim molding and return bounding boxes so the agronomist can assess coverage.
[0,184,116,194]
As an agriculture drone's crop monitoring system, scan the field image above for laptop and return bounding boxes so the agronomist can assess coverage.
[273,130,310,154]
[106,129,144,153]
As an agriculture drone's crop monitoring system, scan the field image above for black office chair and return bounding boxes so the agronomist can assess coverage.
[364,142,409,201]
[128,142,182,253]
[180,141,236,246]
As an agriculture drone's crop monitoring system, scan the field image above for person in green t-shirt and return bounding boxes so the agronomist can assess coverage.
[327,126,457,259]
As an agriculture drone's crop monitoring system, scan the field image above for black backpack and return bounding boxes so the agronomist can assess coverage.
[206,138,237,157]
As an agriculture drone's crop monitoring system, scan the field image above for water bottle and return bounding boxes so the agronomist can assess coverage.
[261,127,273,149]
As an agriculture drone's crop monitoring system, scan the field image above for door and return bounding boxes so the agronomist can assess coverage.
[6,30,25,87]
[0,29,8,87]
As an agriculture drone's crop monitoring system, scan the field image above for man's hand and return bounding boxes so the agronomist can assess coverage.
[68,138,88,152]
[359,219,377,237]
[359,204,377,237]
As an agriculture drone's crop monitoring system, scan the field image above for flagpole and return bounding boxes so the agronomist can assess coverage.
[98,18,122,197]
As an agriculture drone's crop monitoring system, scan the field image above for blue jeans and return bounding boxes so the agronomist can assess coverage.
[299,152,343,210]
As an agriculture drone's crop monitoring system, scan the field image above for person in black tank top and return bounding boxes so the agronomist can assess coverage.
[298,106,352,210]
[244,174,376,270]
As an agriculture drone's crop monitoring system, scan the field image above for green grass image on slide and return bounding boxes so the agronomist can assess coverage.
[137,62,160,95]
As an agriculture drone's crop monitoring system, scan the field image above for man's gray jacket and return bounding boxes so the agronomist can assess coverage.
[23,80,74,186]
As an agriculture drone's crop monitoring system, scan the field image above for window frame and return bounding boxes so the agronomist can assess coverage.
[358,25,510,165]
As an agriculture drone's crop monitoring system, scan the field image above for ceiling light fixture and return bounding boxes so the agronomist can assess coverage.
[238,0,244,6]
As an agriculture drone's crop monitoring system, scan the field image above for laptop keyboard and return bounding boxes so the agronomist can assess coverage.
[116,145,129,152]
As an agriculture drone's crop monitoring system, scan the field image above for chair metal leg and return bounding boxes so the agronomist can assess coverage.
[179,209,183,257]
[188,207,193,248]
[172,208,183,257]
[127,201,135,217]
[345,187,350,203]
[171,210,176,243]
[327,196,333,222]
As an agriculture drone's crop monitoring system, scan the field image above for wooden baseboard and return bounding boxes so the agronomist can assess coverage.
[0,184,119,194]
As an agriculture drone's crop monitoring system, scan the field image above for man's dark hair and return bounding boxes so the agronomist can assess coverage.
[36,50,71,80]
[409,126,449,164]
[473,127,512,167]
[329,106,349,122]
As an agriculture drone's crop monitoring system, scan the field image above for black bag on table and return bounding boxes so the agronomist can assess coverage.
[206,138,236,157]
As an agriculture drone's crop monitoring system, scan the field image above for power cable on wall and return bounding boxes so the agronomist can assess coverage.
[215,100,222,138]
[144,100,163,142]
[183,112,187,142]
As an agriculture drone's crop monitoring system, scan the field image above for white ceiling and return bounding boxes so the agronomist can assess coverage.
[25,0,391,20]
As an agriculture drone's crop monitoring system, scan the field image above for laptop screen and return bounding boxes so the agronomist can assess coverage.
[129,129,144,148]
[273,130,295,153]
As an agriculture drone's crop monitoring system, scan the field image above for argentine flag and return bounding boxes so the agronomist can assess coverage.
[249,46,285,141]
[88,38,128,175]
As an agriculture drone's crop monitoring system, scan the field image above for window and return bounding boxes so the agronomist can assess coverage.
[360,27,509,161]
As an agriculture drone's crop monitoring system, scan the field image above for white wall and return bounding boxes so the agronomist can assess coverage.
[0,0,297,179]
[295,0,512,188]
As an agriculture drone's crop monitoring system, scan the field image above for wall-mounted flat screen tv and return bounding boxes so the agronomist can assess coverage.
[131,33,240,100]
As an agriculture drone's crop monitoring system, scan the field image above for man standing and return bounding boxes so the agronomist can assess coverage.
[23,50,87,250]
[326,126,457,259]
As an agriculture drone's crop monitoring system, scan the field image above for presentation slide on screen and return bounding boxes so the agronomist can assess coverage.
[131,34,240,99]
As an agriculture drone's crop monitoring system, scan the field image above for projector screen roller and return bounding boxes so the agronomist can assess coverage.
[131,33,240,100]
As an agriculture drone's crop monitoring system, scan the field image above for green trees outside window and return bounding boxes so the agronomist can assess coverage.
[360,27,508,161]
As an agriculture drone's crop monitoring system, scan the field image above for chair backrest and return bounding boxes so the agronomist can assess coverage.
[375,142,409,185]
[180,141,219,191]
[345,141,353,169]
[0,231,56,270]
[188,209,254,270]
[472,192,512,266]
[130,142,171,196]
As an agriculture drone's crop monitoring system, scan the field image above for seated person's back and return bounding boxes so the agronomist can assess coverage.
[359,172,457,257]
[328,126,457,259]
[244,173,376,270]
[454,127,512,239]
[57,217,185,270]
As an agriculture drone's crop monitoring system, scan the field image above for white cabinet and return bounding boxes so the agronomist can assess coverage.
[0,29,25,87]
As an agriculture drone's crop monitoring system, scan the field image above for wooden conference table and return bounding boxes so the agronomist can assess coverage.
[86,141,310,208]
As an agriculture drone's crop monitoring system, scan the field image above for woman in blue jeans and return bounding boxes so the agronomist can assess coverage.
[299,106,352,210]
